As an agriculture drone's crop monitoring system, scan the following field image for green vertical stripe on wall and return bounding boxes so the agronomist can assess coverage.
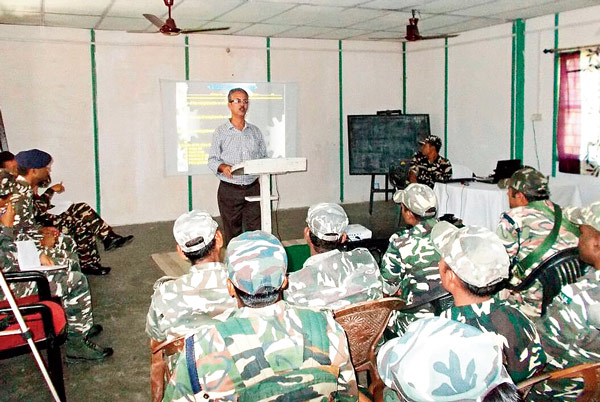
[514,19,525,161]
[90,29,101,214]
[510,23,516,160]
[338,40,344,203]
[266,37,271,82]
[444,38,448,158]
[185,36,193,211]
[551,14,559,177]
[402,42,407,112]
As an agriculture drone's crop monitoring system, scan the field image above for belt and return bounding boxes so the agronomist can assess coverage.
[220,180,258,189]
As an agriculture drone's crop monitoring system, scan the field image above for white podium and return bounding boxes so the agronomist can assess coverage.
[231,157,307,234]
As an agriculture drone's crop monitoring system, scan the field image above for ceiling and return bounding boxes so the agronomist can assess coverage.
[0,0,597,41]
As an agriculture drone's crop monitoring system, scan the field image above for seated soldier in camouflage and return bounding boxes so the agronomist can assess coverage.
[534,202,600,399]
[284,202,385,309]
[14,149,134,276]
[0,191,112,361]
[433,221,547,383]
[146,210,236,343]
[377,317,518,402]
[163,231,358,401]
[496,166,579,318]
[407,135,453,188]
[381,183,442,333]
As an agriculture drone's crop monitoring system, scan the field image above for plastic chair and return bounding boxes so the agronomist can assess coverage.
[333,297,405,402]
[0,271,68,401]
[517,362,600,401]
[506,247,588,316]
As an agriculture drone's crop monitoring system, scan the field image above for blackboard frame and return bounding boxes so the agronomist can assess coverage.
[347,114,431,175]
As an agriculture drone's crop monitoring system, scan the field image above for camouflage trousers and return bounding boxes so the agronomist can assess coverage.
[49,202,113,269]
[17,229,82,273]
[6,269,93,338]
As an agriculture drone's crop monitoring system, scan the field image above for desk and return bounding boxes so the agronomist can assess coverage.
[434,180,582,231]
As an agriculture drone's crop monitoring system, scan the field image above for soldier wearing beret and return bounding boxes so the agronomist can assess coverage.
[433,222,547,383]
[496,166,580,317]
[408,135,453,188]
[163,230,358,401]
[13,149,134,275]
[284,202,386,309]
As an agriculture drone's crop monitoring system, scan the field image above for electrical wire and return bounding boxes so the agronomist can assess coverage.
[531,120,542,171]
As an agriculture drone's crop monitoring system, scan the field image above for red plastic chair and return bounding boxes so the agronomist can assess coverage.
[0,271,68,401]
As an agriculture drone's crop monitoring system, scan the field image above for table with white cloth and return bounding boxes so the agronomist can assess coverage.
[433,180,583,231]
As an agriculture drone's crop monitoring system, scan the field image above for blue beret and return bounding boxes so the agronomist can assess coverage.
[15,149,52,169]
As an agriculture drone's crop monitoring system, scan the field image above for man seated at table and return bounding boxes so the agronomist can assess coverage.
[408,135,452,188]
[433,221,547,383]
[380,183,442,333]
[535,202,600,399]
[377,317,518,402]
[146,210,236,343]
[284,202,385,309]
[496,166,580,317]
[163,230,358,401]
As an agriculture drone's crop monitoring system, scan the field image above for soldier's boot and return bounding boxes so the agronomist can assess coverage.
[86,324,103,339]
[103,232,134,251]
[66,336,113,361]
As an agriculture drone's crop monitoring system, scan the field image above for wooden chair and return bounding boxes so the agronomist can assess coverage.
[333,297,405,402]
[507,247,588,316]
[0,271,68,401]
[517,362,600,401]
[150,337,185,402]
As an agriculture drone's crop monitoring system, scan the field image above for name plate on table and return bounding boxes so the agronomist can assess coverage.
[232,158,307,175]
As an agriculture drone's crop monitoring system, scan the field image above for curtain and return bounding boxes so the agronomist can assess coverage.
[557,52,581,174]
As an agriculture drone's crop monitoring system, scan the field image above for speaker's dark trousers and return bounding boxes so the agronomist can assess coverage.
[217,180,261,245]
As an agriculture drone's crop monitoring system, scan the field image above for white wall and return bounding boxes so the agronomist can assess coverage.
[0,4,598,225]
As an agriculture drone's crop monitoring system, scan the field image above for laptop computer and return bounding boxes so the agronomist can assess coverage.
[492,159,522,183]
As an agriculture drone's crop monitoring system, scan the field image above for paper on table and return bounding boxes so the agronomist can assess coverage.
[16,240,66,271]
[47,200,73,215]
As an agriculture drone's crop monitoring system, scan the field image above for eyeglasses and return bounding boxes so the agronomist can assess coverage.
[229,99,249,104]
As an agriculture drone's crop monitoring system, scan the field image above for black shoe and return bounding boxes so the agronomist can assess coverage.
[103,234,134,251]
[86,324,103,339]
[81,264,111,275]
[66,337,113,361]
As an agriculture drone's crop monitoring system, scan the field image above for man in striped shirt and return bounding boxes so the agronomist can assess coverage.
[208,88,267,244]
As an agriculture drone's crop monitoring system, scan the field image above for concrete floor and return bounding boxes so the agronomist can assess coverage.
[0,200,398,402]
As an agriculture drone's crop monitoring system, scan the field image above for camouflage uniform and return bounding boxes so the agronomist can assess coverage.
[34,190,113,269]
[377,317,514,402]
[0,227,93,338]
[408,152,452,188]
[164,300,357,402]
[145,261,236,342]
[163,230,358,401]
[441,298,547,383]
[496,200,579,317]
[285,248,384,309]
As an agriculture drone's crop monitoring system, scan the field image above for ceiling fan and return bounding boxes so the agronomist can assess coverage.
[128,0,229,36]
[378,10,459,41]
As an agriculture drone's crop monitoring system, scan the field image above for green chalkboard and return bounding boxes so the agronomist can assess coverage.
[347,114,430,175]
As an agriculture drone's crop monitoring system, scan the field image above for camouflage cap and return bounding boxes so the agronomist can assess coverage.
[564,201,600,232]
[172,210,218,253]
[306,203,349,241]
[506,166,549,198]
[226,230,287,294]
[393,183,437,217]
[377,317,512,402]
[432,222,509,288]
[418,135,442,149]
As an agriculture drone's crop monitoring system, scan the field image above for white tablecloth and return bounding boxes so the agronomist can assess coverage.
[434,180,582,231]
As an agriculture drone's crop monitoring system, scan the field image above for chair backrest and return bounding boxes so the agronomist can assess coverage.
[517,362,600,401]
[507,247,588,316]
[150,337,185,402]
[333,297,405,397]
[389,160,411,190]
